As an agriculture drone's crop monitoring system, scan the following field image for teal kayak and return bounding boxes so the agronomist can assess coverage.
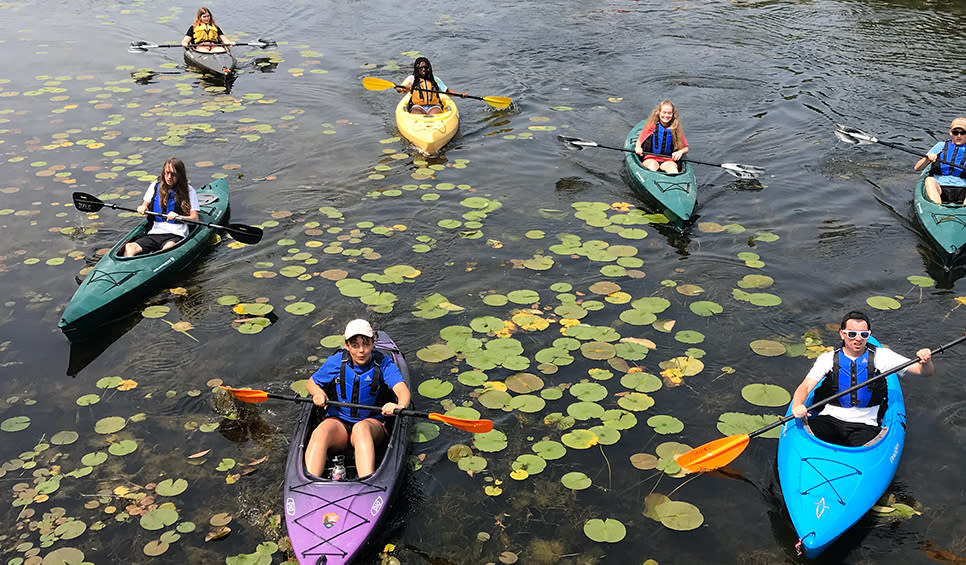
[914,168,966,255]
[777,372,905,557]
[623,119,697,225]
[58,179,229,340]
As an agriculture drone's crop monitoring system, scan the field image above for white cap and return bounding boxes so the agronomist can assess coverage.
[343,319,374,340]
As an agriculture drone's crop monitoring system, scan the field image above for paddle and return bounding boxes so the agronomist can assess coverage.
[129,38,276,51]
[834,124,966,171]
[361,76,512,110]
[557,135,765,180]
[72,192,263,245]
[220,386,494,433]
[675,334,966,474]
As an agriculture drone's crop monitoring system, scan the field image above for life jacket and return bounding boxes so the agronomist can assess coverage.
[410,77,442,107]
[643,123,675,156]
[192,24,220,43]
[151,183,178,224]
[931,140,966,178]
[324,349,387,419]
[814,345,886,409]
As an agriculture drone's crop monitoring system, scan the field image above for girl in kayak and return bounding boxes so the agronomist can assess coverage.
[396,57,467,115]
[914,117,966,205]
[181,7,234,53]
[634,99,689,173]
[304,320,412,478]
[123,158,200,256]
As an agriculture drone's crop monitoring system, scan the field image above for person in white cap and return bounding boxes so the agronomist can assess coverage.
[915,117,966,204]
[304,319,411,478]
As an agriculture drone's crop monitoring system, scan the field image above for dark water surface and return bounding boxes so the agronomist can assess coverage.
[2,0,966,563]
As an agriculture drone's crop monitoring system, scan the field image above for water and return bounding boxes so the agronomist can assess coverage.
[1,0,966,563]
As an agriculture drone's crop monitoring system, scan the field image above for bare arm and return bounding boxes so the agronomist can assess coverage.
[790,377,818,419]
[902,348,934,376]
[305,378,328,407]
[382,382,411,415]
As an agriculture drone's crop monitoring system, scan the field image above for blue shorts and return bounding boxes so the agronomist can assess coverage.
[409,103,442,113]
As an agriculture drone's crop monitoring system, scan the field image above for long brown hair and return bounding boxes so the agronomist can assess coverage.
[643,100,685,150]
[156,158,191,215]
[192,7,217,28]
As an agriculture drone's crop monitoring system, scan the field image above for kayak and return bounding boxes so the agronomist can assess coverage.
[913,168,966,255]
[58,179,229,340]
[777,372,906,557]
[623,119,697,225]
[284,330,412,565]
[394,93,459,154]
[183,46,237,79]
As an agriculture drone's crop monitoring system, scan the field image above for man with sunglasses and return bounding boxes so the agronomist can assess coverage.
[914,117,966,205]
[789,311,934,446]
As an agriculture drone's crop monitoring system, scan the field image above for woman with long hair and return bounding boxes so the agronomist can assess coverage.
[123,158,200,257]
[395,57,466,115]
[181,7,234,52]
[634,100,689,173]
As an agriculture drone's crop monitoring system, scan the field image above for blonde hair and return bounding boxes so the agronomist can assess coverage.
[643,100,685,150]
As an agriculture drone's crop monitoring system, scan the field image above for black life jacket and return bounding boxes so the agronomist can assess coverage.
[814,345,886,409]
[643,124,674,156]
[931,140,966,178]
[324,349,386,419]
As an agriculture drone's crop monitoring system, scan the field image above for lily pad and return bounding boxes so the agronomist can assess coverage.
[741,383,790,407]
[583,518,626,543]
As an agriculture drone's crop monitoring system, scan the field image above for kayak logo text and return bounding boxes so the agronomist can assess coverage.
[371,495,384,516]
[286,497,295,516]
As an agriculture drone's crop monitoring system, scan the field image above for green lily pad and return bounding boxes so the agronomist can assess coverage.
[717,412,782,439]
[473,429,508,453]
[569,382,608,402]
[140,506,179,531]
[561,471,591,490]
[416,343,456,363]
[155,478,188,496]
[647,415,684,434]
[867,295,901,310]
[583,518,626,543]
[1,416,31,432]
[657,500,704,531]
[750,339,786,357]
[412,422,441,443]
[689,300,723,316]
[741,383,791,407]
[94,416,126,434]
[532,440,566,460]
[561,429,599,449]
[417,379,454,399]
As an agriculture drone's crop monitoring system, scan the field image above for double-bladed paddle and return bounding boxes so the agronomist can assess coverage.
[129,38,276,51]
[557,135,765,180]
[834,123,966,170]
[219,386,494,433]
[361,76,512,110]
[674,334,966,475]
[72,192,263,245]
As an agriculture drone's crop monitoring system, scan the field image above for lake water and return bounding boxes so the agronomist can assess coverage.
[1,0,966,563]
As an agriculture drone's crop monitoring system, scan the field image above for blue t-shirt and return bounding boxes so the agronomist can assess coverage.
[310,350,404,422]
[928,141,966,187]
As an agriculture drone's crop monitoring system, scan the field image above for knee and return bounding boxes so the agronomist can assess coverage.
[123,243,140,257]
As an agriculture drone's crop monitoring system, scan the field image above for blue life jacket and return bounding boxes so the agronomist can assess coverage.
[151,184,179,224]
[326,349,386,420]
[643,124,674,156]
[815,345,885,408]
[931,140,966,178]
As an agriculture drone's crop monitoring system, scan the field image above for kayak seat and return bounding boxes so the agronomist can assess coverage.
[302,405,396,481]
[802,418,888,447]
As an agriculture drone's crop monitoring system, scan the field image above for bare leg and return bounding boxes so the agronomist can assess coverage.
[659,160,680,174]
[350,419,388,477]
[924,177,943,205]
[409,106,428,115]
[641,158,660,171]
[123,242,143,257]
[426,106,443,115]
[160,239,179,252]
[304,418,349,477]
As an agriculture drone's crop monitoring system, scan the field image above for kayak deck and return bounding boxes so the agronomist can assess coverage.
[777,373,905,557]
[394,93,459,154]
[284,331,412,565]
[622,119,697,226]
[183,47,237,79]
[913,168,966,256]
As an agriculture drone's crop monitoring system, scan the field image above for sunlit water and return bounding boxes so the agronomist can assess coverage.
[2,0,966,563]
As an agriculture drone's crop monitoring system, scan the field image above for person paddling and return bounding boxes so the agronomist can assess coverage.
[181,7,234,53]
[789,311,933,447]
[304,320,412,478]
[914,117,966,205]
[633,99,689,174]
[123,158,199,257]
[395,57,467,115]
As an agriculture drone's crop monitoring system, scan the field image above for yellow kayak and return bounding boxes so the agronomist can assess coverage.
[394,93,459,154]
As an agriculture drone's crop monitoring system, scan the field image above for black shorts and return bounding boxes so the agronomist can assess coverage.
[806,414,880,447]
[940,184,966,204]
[131,233,181,253]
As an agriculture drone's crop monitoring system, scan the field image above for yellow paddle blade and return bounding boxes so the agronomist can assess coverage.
[219,385,269,403]
[362,76,396,91]
[482,96,512,110]
[674,434,750,474]
[427,412,493,434]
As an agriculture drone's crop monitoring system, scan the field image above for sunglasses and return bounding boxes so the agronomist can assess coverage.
[952,129,966,136]
[842,330,871,339]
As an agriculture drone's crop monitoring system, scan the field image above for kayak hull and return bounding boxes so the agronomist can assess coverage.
[58,179,229,340]
[183,47,237,79]
[623,119,697,225]
[394,93,459,154]
[284,331,412,565]
[777,373,905,558]
[913,168,966,256]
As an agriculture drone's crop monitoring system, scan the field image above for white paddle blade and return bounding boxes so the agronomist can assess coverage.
[721,163,765,180]
[834,124,878,145]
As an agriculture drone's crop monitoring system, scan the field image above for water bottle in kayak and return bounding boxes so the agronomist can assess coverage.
[331,455,346,481]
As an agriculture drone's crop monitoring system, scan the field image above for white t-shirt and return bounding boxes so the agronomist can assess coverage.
[142,182,200,238]
[803,347,911,426]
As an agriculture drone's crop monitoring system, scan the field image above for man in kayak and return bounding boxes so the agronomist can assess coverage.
[180,7,234,53]
[789,311,933,447]
[914,117,966,205]
[395,57,466,115]
[304,320,411,478]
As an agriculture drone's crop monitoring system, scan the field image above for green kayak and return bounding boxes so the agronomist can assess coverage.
[58,179,230,340]
[914,168,966,256]
[623,120,697,225]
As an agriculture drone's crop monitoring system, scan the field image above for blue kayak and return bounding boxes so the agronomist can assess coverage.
[623,119,697,225]
[777,372,905,557]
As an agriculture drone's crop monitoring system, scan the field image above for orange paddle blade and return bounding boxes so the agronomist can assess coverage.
[428,413,493,434]
[675,434,751,474]
[219,385,269,403]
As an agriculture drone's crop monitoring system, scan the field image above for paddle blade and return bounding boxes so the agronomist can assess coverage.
[482,96,512,110]
[556,135,595,149]
[224,224,263,245]
[254,38,277,48]
[73,192,105,213]
[428,413,493,433]
[834,124,877,145]
[674,434,750,474]
[219,386,270,404]
[720,163,765,180]
[362,77,397,91]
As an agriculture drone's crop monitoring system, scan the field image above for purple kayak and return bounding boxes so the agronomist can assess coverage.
[284,331,412,564]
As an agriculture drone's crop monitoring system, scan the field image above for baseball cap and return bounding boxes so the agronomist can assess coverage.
[950,117,966,131]
[343,319,374,340]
